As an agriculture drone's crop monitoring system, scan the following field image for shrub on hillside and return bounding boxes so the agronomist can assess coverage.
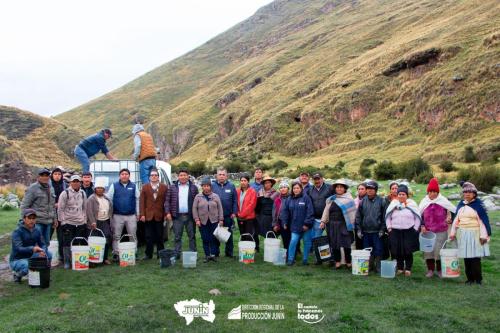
[439,160,456,172]
[464,146,477,163]
[456,165,500,192]
[397,157,431,181]
[374,160,397,180]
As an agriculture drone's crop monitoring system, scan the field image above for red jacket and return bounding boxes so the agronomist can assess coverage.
[236,187,257,220]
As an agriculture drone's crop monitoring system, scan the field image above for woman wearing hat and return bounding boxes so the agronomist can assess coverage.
[255,176,279,251]
[320,179,357,269]
[86,178,113,265]
[280,182,314,265]
[450,182,491,284]
[272,181,291,253]
[192,177,224,262]
[385,184,421,276]
[418,178,456,278]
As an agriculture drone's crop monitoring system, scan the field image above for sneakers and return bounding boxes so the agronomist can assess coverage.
[13,272,22,283]
[425,270,434,278]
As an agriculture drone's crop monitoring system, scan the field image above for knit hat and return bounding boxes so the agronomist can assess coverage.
[427,178,440,193]
[462,182,477,193]
[279,181,290,189]
[397,184,409,195]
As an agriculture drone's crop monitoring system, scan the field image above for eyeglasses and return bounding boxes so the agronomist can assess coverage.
[150,174,159,177]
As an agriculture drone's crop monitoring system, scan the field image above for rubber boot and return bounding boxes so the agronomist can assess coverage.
[375,256,381,274]
[369,255,375,272]
[63,246,71,269]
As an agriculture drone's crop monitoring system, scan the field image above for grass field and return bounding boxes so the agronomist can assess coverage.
[0,183,499,333]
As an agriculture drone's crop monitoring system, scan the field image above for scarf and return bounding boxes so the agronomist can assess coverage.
[259,188,278,200]
[325,192,356,231]
[456,198,491,236]
[418,193,456,214]
[386,198,422,221]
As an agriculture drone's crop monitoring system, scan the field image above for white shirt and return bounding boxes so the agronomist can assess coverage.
[178,183,189,213]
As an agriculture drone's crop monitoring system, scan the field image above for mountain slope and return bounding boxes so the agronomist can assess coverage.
[56,0,500,169]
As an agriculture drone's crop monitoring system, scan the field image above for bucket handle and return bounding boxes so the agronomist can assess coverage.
[119,234,137,243]
[88,228,105,238]
[441,239,458,250]
[265,231,277,239]
[70,237,88,247]
[239,233,255,242]
[363,247,373,253]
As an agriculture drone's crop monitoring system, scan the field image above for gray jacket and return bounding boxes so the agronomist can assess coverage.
[192,192,224,225]
[58,188,87,226]
[86,194,113,227]
[20,182,56,225]
[355,195,387,233]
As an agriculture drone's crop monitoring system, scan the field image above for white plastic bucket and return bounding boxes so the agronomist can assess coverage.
[49,240,59,267]
[118,234,136,267]
[419,231,436,253]
[351,248,372,276]
[440,240,460,278]
[264,231,281,263]
[71,237,89,271]
[88,228,106,263]
[238,233,256,264]
[182,251,197,268]
[380,260,397,278]
[213,226,231,243]
[273,247,287,266]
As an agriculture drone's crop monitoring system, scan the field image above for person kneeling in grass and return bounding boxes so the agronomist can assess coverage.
[10,209,52,283]
[280,182,314,266]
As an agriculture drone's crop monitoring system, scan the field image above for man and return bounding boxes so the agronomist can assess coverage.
[107,168,140,262]
[139,168,168,260]
[308,172,333,264]
[250,167,264,193]
[50,167,66,263]
[165,168,199,259]
[74,128,117,172]
[211,167,238,258]
[299,171,312,193]
[355,180,387,273]
[86,178,113,265]
[10,209,52,283]
[20,168,57,245]
[58,175,88,269]
[81,171,95,198]
[132,124,157,185]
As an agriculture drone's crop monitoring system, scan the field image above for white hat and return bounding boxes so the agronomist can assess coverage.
[70,175,81,182]
[94,177,107,189]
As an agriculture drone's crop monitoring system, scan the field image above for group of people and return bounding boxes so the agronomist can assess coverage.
[9,127,492,285]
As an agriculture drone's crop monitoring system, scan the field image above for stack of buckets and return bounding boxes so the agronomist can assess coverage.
[118,234,136,267]
[264,231,281,263]
[351,248,372,276]
[238,233,256,264]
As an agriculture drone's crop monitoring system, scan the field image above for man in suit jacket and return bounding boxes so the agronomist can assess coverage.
[139,168,168,260]
[165,168,199,259]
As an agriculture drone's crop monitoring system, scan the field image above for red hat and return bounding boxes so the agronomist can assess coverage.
[427,178,440,193]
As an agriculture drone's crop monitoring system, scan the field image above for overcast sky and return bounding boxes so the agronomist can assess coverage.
[0,0,271,117]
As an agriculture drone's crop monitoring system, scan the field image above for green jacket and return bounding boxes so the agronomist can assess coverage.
[20,182,56,225]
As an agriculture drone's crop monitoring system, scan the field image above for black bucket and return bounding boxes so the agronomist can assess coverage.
[28,257,50,289]
[159,249,176,268]
[313,236,332,263]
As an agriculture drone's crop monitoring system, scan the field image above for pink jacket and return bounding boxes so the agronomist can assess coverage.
[386,208,420,231]
[422,204,448,233]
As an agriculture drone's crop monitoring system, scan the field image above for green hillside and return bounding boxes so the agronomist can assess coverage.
[56,0,500,170]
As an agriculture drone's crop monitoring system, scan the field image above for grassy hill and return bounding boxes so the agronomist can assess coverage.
[56,0,500,170]
[0,105,81,171]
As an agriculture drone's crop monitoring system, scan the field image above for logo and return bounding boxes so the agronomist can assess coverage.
[297,303,325,324]
[174,299,215,325]
[228,304,285,320]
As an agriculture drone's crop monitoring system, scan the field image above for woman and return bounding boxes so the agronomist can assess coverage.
[280,182,314,266]
[192,177,224,263]
[272,181,291,253]
[255,176,279,251]
[86,178,113,265]
[237,174,258,247]
[50,167,67,265]
[418,178,456,278]
[385,184,421,276]
[320,179,357,269]
[386,181,399,205]
[450,182,491,285]
[354,182,367,249]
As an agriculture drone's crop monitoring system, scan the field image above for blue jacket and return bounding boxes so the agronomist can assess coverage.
[10,222,47,261]
[211,181,238,217]
[78,132,109,158]
[280,193,314,233]
[110,181,137,215]
[250,180,263,193]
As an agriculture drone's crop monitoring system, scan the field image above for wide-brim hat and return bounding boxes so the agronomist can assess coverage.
[332,178,349,189]
[262,176,276,186]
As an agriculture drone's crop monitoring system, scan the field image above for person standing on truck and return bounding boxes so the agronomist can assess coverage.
[132,124,157,185]
[107,168,140,263]
[74,128,117,172]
